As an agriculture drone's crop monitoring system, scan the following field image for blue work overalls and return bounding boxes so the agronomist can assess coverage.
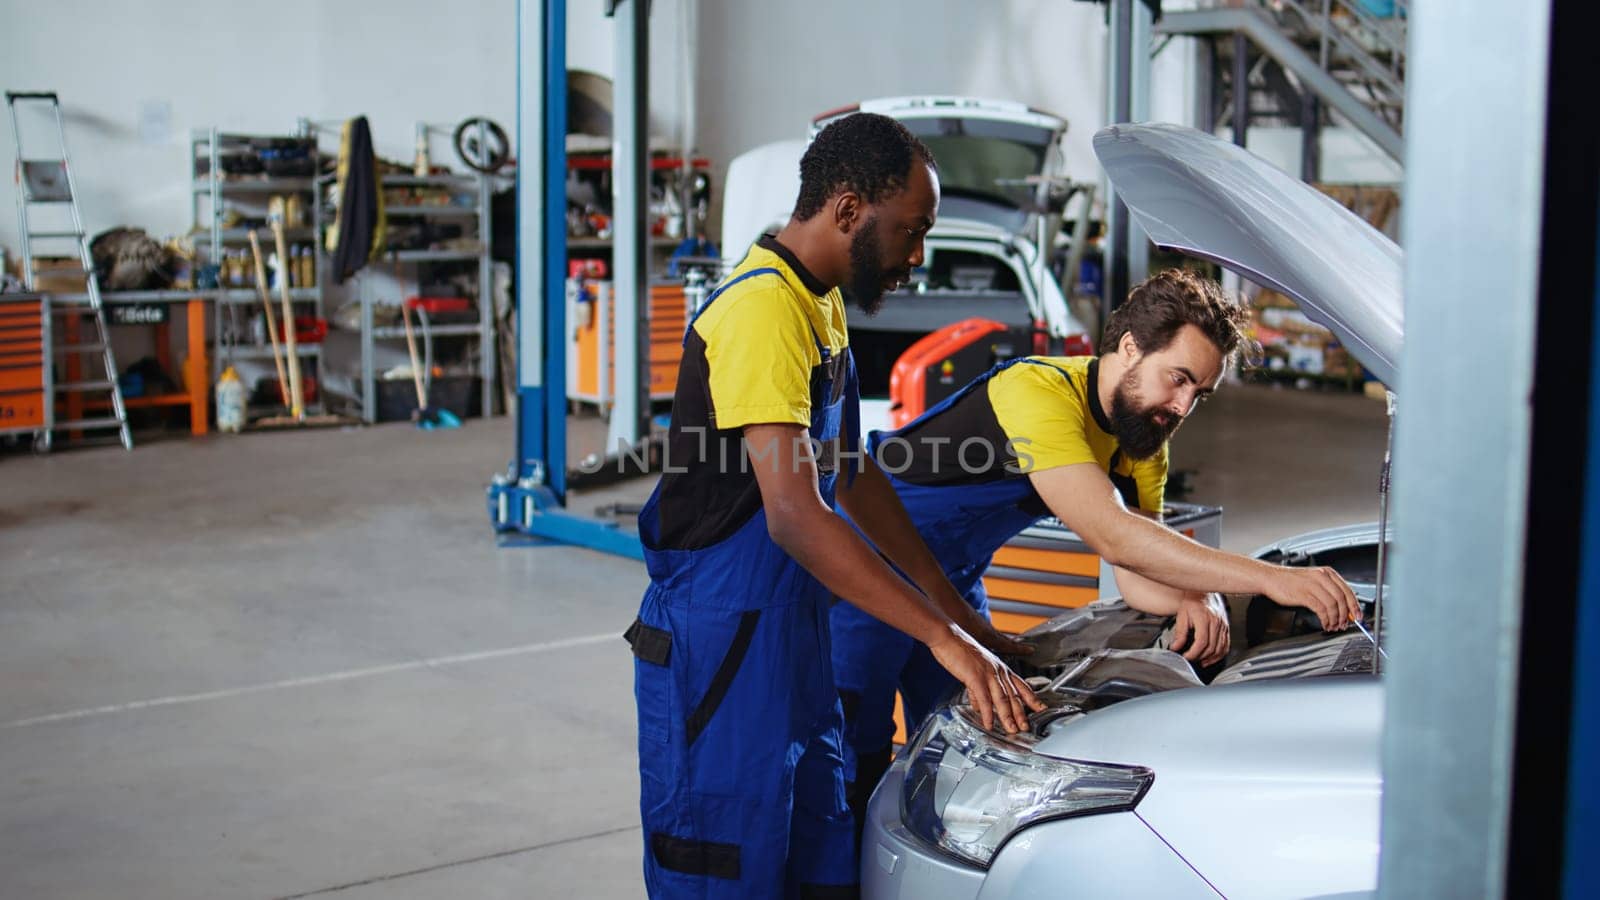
[629,268,862,899]
[831,358,1072,770]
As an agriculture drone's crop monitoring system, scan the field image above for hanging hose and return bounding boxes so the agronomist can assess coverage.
[400,299,459,430]
[416,304,434,397]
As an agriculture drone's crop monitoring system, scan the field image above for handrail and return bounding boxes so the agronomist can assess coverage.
[1158,5,1404,161]
[1278,0,1405,98]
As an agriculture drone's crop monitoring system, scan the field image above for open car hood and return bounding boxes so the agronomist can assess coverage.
[1093,123,1403,388]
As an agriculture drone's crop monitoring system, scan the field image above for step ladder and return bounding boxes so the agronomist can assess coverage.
[6,91,131,450]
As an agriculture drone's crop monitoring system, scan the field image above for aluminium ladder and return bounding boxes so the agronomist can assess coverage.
[6,91,131,450]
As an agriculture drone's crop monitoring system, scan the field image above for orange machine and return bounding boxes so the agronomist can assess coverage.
[567,280,686,410]
[887,317,1010,429]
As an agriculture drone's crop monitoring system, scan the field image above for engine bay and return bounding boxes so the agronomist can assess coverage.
[992,529,1388,733]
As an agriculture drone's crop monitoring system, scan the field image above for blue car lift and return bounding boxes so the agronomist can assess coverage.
[487,0,646,561]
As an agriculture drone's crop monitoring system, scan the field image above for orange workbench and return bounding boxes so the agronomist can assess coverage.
[52,292,210,437]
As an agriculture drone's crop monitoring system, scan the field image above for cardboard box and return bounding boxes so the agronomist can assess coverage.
[31,256,87,294]
[1323,344,1365,380]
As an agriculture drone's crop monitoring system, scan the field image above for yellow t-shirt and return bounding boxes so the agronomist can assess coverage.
[644,235,851,551]
[689,238,850,430]
[989,356,1168,512]
[884,356,1167,514]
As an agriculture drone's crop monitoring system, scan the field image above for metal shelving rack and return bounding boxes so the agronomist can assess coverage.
[346,170,499,423]
[190,126,326,414]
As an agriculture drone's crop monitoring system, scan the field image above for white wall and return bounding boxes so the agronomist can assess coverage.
[0,0,693,258]
[1,0,1195,260]
[0,0,514,257]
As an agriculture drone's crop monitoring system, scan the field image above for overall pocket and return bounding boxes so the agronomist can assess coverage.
[627,615,674,744]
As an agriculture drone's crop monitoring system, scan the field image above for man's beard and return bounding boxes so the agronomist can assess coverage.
[1110,366,1182,459]
[841,215,908,316]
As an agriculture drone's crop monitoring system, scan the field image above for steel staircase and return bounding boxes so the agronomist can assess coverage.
[1160,0,1407,164]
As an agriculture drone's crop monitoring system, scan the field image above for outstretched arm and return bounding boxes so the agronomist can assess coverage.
[1030,462,1360,630]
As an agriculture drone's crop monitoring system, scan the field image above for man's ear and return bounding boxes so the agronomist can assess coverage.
[833,192,862,234]
[1120,331,1142,361]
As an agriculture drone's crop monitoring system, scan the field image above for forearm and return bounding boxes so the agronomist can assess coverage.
[1036,466,1279,598]
[769,499,957,646]
[1034,466,1353,632]
[836,460,987,630]
[1098,515,1280,595]
[1110,565,1209,616]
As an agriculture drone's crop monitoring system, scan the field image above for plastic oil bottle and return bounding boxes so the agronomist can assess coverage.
[216,365,247,433]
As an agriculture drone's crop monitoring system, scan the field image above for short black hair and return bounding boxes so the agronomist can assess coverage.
[1101,268,1255,366]
[792,112,937,222]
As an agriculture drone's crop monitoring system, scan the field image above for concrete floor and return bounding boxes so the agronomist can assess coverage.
[0,381,1388,899]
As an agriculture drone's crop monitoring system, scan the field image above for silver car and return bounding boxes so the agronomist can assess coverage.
[862,123,1403,900]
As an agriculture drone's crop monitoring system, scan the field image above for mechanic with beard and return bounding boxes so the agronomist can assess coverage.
[627,112,1042,900]
[830,268,1365,835]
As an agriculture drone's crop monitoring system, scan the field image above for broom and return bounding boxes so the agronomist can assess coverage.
[247,231,291,407]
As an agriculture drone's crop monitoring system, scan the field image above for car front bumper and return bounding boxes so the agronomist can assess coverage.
[861,758,988,900]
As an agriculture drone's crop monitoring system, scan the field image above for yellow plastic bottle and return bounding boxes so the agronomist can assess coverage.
[216,365,247,433]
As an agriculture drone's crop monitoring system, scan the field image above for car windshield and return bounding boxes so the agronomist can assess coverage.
[898,117,1056,206]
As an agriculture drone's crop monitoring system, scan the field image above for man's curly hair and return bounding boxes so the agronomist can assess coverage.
[1101,268,1255,366]
[792,113,938,222]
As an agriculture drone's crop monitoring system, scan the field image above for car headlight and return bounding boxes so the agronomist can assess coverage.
[899,705,1153,867]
